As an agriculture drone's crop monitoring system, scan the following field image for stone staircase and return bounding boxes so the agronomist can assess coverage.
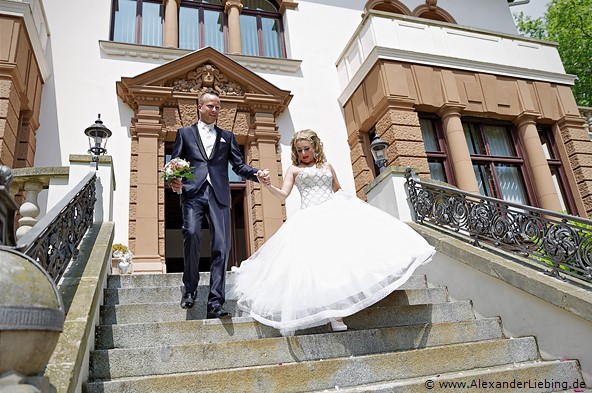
[83,272,586,393]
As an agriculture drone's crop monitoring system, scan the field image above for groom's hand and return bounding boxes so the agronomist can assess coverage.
[170,178,183,193]
[257,169,271,187]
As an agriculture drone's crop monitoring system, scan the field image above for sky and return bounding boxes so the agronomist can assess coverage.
[509,0,550,19]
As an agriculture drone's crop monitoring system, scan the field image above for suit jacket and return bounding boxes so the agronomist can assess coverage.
[171,123,259,207]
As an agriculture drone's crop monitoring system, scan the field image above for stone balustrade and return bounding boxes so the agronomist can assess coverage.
[580,106,592,136]
[9,167,69,239]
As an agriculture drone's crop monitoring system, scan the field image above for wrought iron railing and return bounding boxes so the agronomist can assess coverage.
[404,168,592,284]
[14,172,97,283]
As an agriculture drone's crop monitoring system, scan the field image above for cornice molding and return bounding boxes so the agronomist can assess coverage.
[338,46,578,106]
[99,41,302,74]
[0,0,51,81]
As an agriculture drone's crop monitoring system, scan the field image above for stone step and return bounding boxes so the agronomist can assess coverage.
[103,276,432,306]
[84,337,539,393]
[100,296,472,330]
[90,318,505,379]
[306,360,584,393]
[97,309,492,351]
[107,272,429,290]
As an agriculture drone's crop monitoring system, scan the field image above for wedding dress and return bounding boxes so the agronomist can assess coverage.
[227,165,435,336]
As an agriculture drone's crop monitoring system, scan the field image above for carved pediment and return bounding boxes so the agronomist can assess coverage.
[117,47,292,115]
[168,63,246,96]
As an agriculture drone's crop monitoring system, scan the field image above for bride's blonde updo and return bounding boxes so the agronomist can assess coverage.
[290,129,327,167]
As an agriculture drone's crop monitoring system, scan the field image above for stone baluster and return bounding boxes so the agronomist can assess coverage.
[15,181,43,240]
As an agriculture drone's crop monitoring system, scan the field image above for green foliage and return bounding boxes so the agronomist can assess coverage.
[531,216,592,277]
[514,0,592,106]
[112,243,129,255]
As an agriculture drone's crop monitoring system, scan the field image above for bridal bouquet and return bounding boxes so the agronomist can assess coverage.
[161,157,195,194]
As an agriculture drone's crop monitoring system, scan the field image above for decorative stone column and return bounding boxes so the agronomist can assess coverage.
[130,104,166,273]
[163,0,180,48]
[224,0,243,54]
[514,112,562,212]
[249,112,283,249]
[437,103,480,194]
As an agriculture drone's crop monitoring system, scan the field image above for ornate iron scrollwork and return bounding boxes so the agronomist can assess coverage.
[16,173,96,283]
[404,167,592,284]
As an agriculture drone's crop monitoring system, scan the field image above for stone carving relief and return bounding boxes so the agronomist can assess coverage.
[170,64,245,96]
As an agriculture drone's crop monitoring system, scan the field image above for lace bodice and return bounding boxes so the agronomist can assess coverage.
[295,165,334,209]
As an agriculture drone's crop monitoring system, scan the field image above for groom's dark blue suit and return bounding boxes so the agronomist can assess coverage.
[172,122,259,310]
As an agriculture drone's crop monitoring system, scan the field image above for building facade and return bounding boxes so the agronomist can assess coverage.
[1,0,591,273]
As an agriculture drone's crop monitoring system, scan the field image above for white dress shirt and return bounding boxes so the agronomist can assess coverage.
[198,120,216,184]
[198,120,216,157]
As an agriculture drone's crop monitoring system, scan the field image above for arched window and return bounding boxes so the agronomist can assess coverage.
[179,0,226,52]
[240,0,285,58]
[413,5,456,24]
[363,0,412,16]
[112,0,163,46]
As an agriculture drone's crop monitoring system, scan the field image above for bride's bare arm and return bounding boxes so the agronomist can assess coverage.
[264,165,297,201]
[328,163,341,192]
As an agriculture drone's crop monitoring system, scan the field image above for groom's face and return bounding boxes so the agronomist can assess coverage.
[198,93,221,125]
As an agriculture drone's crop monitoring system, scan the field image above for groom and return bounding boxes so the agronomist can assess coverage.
[170,88,269,318]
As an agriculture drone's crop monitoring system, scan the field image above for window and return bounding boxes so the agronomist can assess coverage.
[112,0,163,46]
[111,0,287,58]
[420,116,453,183]
[463,121,531,205]
[179,0,225,52]
[538,126,576,214]
[240,0,285,58]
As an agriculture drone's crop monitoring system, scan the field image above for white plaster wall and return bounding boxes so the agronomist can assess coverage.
[36,2,155,245]
[32,0,526,241]
[438,0,519,35]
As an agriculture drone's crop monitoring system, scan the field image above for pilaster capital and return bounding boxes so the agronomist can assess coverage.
[513,111,540,128]
[437,103,466,119]
[224,0,243,13]
[556,113,588,130]
[252,130,281,143]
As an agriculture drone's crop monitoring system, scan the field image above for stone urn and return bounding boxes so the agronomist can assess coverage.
[0,248,64,377]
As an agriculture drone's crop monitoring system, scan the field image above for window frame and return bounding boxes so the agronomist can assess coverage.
[538,125,577,215]
[419,114,455,184]
[240,1,286,58]
[463,118,536,205]
[178,0,227,52]
[110,0,164,46]
[110,0,287,58]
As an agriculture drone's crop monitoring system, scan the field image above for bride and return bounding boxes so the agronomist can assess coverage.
[228,129,436,336]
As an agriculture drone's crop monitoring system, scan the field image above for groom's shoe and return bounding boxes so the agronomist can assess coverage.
[207,305,231,319]
[180,291,197,309]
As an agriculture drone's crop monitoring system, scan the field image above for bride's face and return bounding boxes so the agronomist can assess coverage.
[296,140,315,166]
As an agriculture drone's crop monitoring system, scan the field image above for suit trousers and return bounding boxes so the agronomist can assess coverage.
[181,182,231,309]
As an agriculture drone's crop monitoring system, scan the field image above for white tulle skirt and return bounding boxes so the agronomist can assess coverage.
[227,191,436,336]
